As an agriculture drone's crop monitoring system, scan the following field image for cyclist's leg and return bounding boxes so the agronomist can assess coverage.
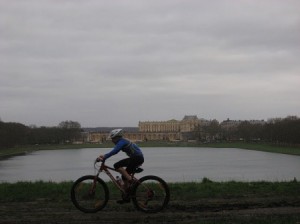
[114,158,132,203]
[126,156,144,185]
[114,158,132,182]
[114,156,144,187]
[126,156,144,175]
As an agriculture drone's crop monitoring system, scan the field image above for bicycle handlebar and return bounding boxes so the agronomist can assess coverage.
[95,158,105,164]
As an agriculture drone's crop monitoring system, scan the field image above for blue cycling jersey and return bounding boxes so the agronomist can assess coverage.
[104,138,143,160]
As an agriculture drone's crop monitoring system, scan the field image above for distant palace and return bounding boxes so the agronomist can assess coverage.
[87,115,203,143]
[85,115,265,143]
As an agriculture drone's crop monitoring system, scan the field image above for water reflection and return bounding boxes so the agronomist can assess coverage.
[0,147,299,182]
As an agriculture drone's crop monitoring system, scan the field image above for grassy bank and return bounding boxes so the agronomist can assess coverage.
[203,142,300,156]
[1,180,300,224]
[1,142,300,159]
[1,179,299,202]
[0,143,111,159]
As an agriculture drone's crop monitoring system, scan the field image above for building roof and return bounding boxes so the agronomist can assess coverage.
[182,115,198,120]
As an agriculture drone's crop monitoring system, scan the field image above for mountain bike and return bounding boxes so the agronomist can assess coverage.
[70,159,170,213]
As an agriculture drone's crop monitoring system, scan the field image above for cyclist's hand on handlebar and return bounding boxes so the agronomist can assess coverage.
[96,155,105,162]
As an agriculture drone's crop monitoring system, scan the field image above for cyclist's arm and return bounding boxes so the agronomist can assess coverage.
[103,140,125,160]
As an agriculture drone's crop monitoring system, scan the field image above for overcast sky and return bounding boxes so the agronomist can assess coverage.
[0,0,299,127]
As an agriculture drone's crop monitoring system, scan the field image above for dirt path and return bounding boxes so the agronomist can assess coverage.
[1,198,300,224]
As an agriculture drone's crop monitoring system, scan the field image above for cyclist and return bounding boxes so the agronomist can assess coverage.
[97,128,144,203]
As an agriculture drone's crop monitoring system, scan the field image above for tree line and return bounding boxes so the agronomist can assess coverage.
[1,116,299,149]
[201,116,300,146]
[0,120,82,148]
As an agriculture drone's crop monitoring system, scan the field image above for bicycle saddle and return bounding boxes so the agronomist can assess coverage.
[134,167,144,173]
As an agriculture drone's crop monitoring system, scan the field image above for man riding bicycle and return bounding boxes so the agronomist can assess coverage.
[97,129,144,203]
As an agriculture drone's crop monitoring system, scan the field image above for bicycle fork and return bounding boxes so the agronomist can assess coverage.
[88,174,99,196]
[88,167,102,195]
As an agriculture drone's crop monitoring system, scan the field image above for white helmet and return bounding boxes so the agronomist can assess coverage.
[109,129,124,139]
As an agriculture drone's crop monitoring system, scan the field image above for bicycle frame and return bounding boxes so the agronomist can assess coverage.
[94,161,137,193]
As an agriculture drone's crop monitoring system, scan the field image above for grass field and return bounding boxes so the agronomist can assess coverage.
[1,180,300,223]
[1,179,299,202]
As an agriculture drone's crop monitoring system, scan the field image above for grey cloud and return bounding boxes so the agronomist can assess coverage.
[0,0,299,126]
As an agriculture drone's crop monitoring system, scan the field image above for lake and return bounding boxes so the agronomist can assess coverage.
[0,147,300,183]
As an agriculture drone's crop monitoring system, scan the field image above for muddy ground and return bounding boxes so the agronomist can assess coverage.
[1,197,300,224]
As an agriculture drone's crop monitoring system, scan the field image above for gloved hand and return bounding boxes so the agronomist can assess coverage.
[96,155,105,162]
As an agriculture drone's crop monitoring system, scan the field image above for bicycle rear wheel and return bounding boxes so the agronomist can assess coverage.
[71,175,109,213]
[132,175,170,213]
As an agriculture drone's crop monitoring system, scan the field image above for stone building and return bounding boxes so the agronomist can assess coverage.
[85,116,268,143]
[87,115,209,143]
[138,115,209,141]
[220,118,266,131]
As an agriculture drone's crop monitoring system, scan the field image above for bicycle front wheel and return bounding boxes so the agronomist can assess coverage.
[70,175,109,213]
[132,175,170,213]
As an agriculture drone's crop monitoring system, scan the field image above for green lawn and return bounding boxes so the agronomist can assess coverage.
[0,179,299,202]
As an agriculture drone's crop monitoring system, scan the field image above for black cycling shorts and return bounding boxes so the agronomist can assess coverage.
[114,156,144,174]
